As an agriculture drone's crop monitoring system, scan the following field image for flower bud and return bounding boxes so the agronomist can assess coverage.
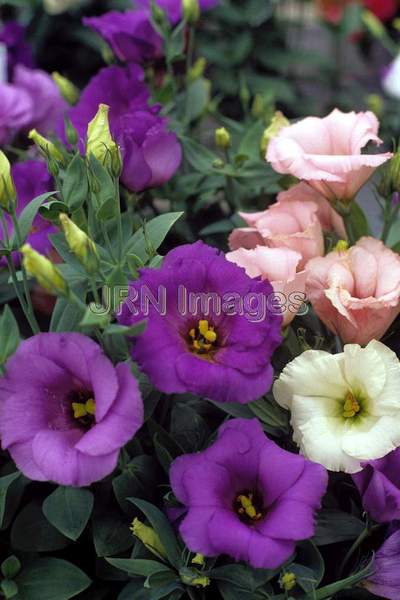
[260,111,290,156]
[366,93,384,118]
[0,151,16,213]
[379,151,400,199]
[21,244,69,297]
[362,10,385,39]
[215,127,231,150]
[130,518,167,560]
[188,57,206,82]
[52,72,79,105]
[182,0,200,23]
[86,104,122,176]
[64,116,79,146]
[59,214,99,275]
[28,129,66,166]
[191,554,205,566]
[280,572,296,592]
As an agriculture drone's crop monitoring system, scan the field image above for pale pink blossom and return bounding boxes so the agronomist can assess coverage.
[267,109,392,203]
[306,237,400,345]
[226,246,307,326]
[229,198,324,270]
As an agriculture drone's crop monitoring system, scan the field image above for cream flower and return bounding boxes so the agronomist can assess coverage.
[273,340,400,473]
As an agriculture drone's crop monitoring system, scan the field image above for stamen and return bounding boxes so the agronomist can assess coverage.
[189,320,218,356]
[342,391,361,418]
[72,398,96,420]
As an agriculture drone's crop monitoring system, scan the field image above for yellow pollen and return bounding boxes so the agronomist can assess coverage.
[237,494,262,521]
[189,320,218,355]
[72,398,96,419]
[342,391,361,418]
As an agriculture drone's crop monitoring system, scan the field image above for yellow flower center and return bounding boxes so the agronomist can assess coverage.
[189,320,218,355]
[72,398,96,420]
[342,391,361,419]
[234,491,264,523]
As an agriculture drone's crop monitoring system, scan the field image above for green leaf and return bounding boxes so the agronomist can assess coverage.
[184,78,211,123]
[106,558,172,578]
[50,295,86,333]
[11,502,70,552]
[1,556,21,580]
[39,200,69,222]
[61,154,89,212]
[0,472,21,528]
[313,509,364,546]
[92,511,134,557]
[0,305,20,365]
[104,321,147,337]
[180,137,219,174]
[345,202,370,243]
[79,307,110,329]
[1,579,18,599]
[42,487,94,541]
[124,212,183,262]
[14,558,91,600]
[128,498,182,569]
[238,120,265,159]
[11,192,56,249]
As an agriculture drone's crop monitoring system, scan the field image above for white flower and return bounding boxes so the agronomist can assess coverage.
[43,0,82,14]
[382,55,400,100]
[273,340,400,473]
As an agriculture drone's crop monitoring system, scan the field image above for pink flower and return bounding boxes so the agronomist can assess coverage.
[278,182,347,240]
[229,198,324,270]
[226,246,307,326]
[306,237,400,345]
[267,109,392,203]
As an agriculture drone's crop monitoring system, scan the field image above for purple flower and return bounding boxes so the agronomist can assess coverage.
[83,10,162,63]
[134,0,220,24]
[118,242,282,404]
[363,529,400,599]
[353,448,400,523]
[0,21,34,79]
[68,65,182,192]
[0,81,32,144]
[14,65,67,135]
[0,161,55,264]
[0,333,143,487]
[170,418,328,569]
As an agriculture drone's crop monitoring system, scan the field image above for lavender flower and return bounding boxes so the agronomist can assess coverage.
[0,21,34,79]
[68,64,181,192]
[353,448,400,523]
[170,418,328,569]
[0,333,143,487]
[0,81,32,144]
[118,242,282,404]
[363,529,400,599]
[83,10,162,63]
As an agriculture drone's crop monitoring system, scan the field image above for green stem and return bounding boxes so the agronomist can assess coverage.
[90,277,101,306]
[337,526,370,579]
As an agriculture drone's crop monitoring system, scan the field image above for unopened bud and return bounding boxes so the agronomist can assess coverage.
[21,244,69,296]
[251,94,265,119]
[191,554,205,566]
[366,93,384,118]
[86,104,122,176]
[64,116,79,146]
[280,572,296,592]
[130,518,167,560]
[215,127,231,150]
[182,0,200,23]
[52,72,79,105]
[0,151,16,213]
[261,111,290,156]
[362,9,385,39]
[28,129,66,165]
[188,57,206,82]
[379,151,400,199]
[59,214,99,275]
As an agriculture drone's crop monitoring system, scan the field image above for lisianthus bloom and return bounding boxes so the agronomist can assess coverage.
[68,65,181,192]
[362,529,400,599]
[383,55,400,100]
[352,448,400,522]
[83,10,162,63]
[267,109,392,203]
[306,237,400,345]
[0,21,34,79]
[229,197,324,270]
[170,418,327,569]
[0,160,55,264]
[0,81,32,144]
[134,0,220,25]
[118,242,282,404]
[278,182,347,239]
[0,333,143,487]
[273,340,400,474]
[226,247,307,327]
[14,65,67,135]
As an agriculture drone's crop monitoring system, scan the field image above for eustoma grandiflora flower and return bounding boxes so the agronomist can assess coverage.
[273,340,400,473]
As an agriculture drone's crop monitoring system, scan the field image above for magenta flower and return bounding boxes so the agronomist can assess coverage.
[353,448,400,523]
[68,64,181,192]
[170,418,328,569]
[0,161,55,264]
[0,81,33,145]
[83,10,162,63]
[363,529,400,599]
[134,0,220,24]
[118,242,282,404]
[0,21,34,78]
[0,333,143,487]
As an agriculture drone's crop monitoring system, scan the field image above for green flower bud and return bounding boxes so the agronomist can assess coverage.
[188,57,207,82]
[52,72,79,105]
[28,129,66,166]
[215,127,231,150]
[21,244,69,297]
[59,214,99,275]
[260,111,290,156]
[379,151,400,199]
[362,10,385,39]
[366,93,384,118]
[0,151,16,213]
[280,572,296,592]
[130,518,167,560]
[86,104,122,176]
[182,0,200,23]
